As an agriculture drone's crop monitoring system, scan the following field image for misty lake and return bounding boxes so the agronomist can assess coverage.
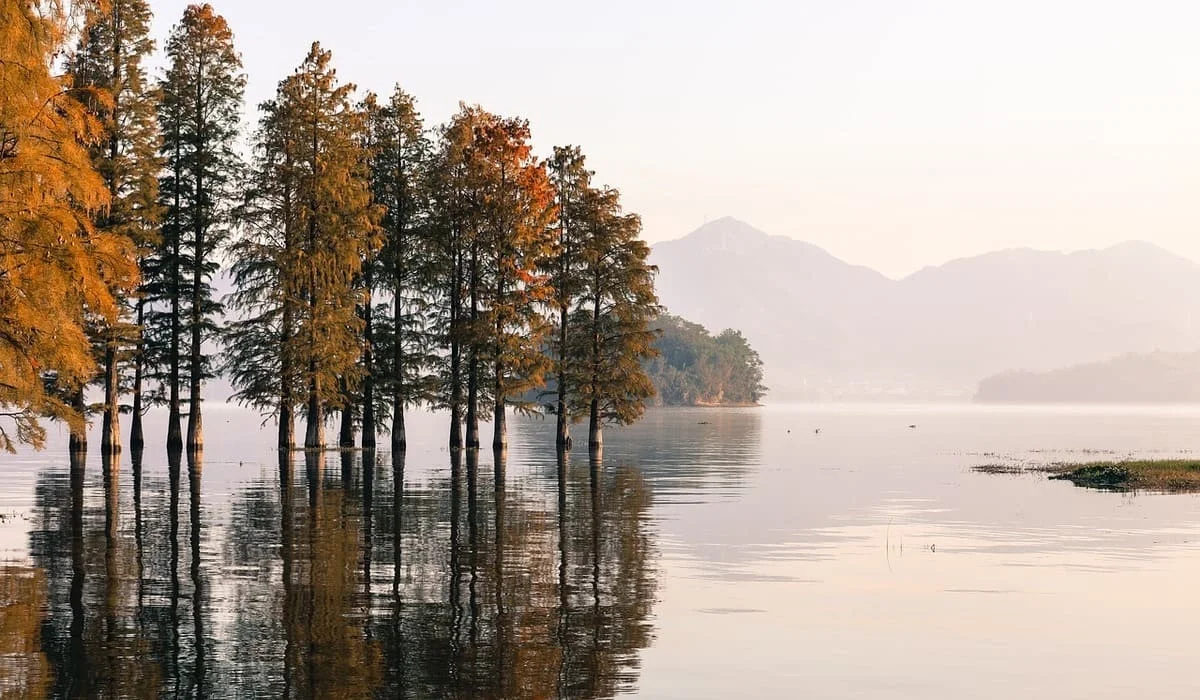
[4,404,1200,698]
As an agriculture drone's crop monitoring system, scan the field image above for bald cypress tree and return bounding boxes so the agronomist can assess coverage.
[228,43,380,450]
[70,0,161,455]
[546,146,592,450]
[568,187,660,450]
[427,108,478,450]
[0,0,136,453]
[429,106,555,450]
[473,117,556,450]
[146,3,244,453]
[364,87,436,452]
[226,89,301,450]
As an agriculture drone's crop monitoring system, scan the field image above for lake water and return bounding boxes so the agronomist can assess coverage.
[3,403,1200,698]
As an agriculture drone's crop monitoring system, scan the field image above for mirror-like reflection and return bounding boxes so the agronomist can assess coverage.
[25,441,658,698]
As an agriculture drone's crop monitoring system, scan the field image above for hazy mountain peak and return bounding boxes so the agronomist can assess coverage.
[668,216,771,248]
[1095,239,1188,263]
[656,216,840,261]
[651,219,1200,400]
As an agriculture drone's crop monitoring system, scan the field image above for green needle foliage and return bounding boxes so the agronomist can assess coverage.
[70,0,162,455]
[569,186,660,448]
[145,2,244,452]
[363,87,438,451]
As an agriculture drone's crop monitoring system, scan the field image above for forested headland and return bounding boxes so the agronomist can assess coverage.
[0,0,683,455]
[646,315,767,407]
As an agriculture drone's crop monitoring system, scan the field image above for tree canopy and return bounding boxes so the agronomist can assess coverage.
[646,314,767,407]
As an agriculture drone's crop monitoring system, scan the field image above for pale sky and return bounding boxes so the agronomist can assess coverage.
[149,0,1200,278]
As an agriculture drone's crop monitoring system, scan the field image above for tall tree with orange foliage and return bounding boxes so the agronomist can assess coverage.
[474,116,556,449]
[428,106,555,450]
[0,0,137,453]
[227,43,379,450]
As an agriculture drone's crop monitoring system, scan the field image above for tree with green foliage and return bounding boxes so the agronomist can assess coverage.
[227,42,379,450]
[70,0,162,455]
[363,87,436,452]
[568,186,659,449]
[145,3,243,453]
[545,145,592,450]
[646,314,766,406]
[427,106,478,450]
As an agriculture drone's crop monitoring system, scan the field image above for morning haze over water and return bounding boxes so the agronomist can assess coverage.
[6,1,1200,698]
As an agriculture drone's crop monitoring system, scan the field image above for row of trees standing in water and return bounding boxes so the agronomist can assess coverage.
[1,0,660,455]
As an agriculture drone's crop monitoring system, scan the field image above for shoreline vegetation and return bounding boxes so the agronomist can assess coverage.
[646,314,767,408]
[974,460,1200,492]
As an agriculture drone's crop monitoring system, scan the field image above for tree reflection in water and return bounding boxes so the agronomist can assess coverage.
[25,444,658,698]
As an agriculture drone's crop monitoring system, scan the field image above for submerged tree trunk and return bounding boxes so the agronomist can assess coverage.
[279,402,294,452]
[69,388,87,454]
[493,362,506,450]
[101,337,120,455]
[339,385,355,448]
[305,375,323,449]
[588,290,602,451]
[556,304,570,450]
[465,246,480,449]
[187,212,204,453]
[130,298,146,453]
[362,269,376,449]
[448,247,464,451]
[167,141,183,453]
[390,261,405,451]
[588,398,602,450]
[279,301,295,451]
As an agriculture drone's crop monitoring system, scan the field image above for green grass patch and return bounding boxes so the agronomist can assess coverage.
[1048,460,1200,492]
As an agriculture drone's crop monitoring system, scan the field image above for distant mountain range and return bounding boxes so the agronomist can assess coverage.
[976,351,1200,403]
[650,217,1200,400]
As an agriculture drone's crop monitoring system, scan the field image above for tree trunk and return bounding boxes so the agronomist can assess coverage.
[278,402,294,452]
[187,145,204,453]
[465,246,480,449]
[466,360,479,449]
[589,398,602,451]
[493,354,506,449]
[556,304,570,450]
[391,264,405,451]
[339,391,355,448]
[69,388,87,454]
[305,377,323,450]
[130,298,145,453]
[101,337,120,455]
[391,396,406,453]
[449,329,462,450]
[279,301,295,451]
[168,197,182,452]
[362,271,376,449]
[588,289,602,451]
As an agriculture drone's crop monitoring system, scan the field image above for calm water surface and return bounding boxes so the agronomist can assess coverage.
[3,404,1200,698]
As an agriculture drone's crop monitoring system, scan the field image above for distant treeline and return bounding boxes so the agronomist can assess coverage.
[976,351,1200,403]
[1,0,663,454]
[646,315,767,407]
